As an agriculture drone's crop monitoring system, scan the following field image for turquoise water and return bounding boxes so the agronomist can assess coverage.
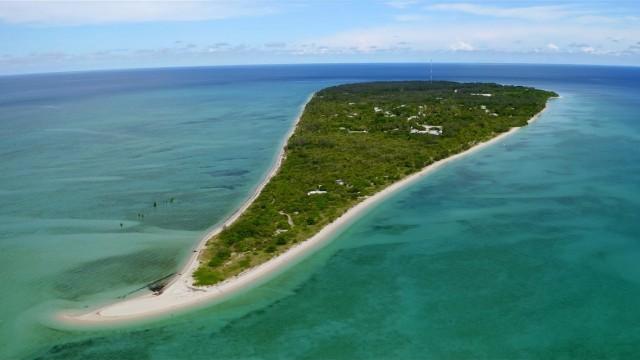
[1,64,639,359]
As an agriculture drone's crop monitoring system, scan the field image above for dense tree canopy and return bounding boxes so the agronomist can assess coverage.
[194,81,557,285]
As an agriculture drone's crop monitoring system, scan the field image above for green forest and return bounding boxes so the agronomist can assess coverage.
[194,81,557,285]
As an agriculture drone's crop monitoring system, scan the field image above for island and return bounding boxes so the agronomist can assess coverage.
[194,81,557,284]
[62,81,557,323]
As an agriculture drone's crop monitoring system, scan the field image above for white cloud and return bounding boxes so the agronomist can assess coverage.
[386,0,420,9]
[301,20,640,58]
[0,0,278,25]
[449,40,474,51]
[427,3,570,21]
[627,43,640,53]
[264,42,286,48]
[581,46,596,54]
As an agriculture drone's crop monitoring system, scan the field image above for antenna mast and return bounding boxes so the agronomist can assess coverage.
[429,59,433,83]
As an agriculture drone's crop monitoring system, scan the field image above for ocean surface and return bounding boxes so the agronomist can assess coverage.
[0,64,639,359]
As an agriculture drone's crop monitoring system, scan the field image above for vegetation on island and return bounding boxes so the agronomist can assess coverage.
[194,81,557,285]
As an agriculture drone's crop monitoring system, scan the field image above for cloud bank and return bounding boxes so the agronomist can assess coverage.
[0,0,277,25]
[0,1,638,74]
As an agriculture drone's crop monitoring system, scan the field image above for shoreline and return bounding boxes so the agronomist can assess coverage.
[152,92,317,294]
[58,96,555,326]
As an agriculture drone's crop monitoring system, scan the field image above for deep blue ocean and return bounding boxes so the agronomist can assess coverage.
[1,64,639,359]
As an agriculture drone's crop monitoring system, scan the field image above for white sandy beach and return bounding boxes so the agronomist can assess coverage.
[59,97,554,325]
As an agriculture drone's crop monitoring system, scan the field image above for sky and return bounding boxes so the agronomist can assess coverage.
[0,0,639,74]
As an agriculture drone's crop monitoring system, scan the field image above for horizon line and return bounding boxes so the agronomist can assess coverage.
[2,60,639,78]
